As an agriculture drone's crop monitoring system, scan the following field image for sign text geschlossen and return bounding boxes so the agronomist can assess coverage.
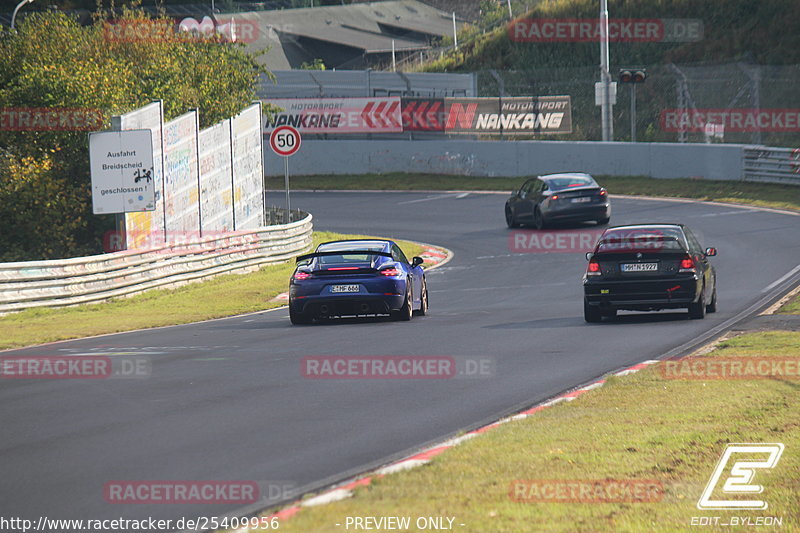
[89,130,156,214]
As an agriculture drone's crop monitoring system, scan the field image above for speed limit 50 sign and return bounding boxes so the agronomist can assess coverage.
[269,125,301,157]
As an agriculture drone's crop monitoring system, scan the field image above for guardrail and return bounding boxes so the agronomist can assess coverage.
[743,146,800,184]
[0,210,312,315]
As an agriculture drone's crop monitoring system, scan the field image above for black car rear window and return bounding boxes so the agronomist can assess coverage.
[597,228,687,252]
[545,176,595,190]
[315,244,387,265]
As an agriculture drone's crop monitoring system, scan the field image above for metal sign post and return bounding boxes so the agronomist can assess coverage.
[284,156,290,214]
[269,125,302,222]
[631,83,637,143]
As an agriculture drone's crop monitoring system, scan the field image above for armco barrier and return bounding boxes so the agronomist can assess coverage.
[0,211,312,314]
[743,146,800,184]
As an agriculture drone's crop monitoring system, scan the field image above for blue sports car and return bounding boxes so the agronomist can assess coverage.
[288,239,429,324]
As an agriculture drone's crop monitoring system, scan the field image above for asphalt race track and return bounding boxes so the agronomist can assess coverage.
[2,192,799,527]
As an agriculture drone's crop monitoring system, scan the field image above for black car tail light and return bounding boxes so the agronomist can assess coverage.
[293,271,311,280]
[679,255,696,273]
[379,267,400,277]
[587,260,602,276]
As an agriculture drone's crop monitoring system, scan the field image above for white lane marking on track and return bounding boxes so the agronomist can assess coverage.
[376,459,429,475]
[455,192,470,198]
[301,489,352,507]
[693,210,755,217]
[397,194,458,205]
[762,264,800,293]
[430,283,563,293]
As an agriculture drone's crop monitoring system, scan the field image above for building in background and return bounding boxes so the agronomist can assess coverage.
[224,1,467,70]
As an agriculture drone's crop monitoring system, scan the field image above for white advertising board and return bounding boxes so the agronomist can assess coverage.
[198,119,234,232]
[232,103,264,229]
[163,111,201,236]
[115,101,165,249]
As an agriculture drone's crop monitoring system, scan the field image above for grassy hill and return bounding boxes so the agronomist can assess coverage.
[419,0,800,146]
[426,0,800,71]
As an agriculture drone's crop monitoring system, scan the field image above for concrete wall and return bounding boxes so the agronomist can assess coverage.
[265,140,746,180]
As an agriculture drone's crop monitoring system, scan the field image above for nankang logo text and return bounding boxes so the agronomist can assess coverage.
[475,112,565,130]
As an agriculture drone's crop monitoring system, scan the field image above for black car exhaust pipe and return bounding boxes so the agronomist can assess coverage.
[319,304,330,316]
[360,303,370,313]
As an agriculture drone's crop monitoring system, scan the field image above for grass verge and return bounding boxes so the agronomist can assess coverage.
[267,173,800,212]
[0,232,428,351]
[269,331,800,532]
[779,293,800,314]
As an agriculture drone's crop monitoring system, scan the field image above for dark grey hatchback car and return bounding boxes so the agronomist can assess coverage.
[505,172,611,229]
[583,224,717,322]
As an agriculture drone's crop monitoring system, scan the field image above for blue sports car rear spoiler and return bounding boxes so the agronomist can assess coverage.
[296,251,394,263]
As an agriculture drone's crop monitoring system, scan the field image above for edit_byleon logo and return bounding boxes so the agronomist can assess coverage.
[697,443,784,510]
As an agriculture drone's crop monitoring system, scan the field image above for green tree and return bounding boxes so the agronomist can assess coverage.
[0,8,267,261]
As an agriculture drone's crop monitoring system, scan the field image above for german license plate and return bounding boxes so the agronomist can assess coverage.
[330,284,360,293]
[621,263,658,272]
[571,197,591,203]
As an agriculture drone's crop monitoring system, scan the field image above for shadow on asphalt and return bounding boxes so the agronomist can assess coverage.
[251,315,408,328]
[485,311,692,329]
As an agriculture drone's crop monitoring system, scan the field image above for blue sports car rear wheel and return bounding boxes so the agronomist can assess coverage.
[289,306,312,325]
[392,287,413,321]
[414,280,428,316]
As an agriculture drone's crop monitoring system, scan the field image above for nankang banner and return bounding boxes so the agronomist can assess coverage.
[262,96,571,135]
[444,96,572,135]
[263,98,402,134]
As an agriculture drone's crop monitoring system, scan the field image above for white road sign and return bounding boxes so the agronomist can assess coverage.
[269,125,301,157]
[89,129,156,214]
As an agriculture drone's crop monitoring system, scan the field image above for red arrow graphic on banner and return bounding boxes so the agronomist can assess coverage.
[401,101,418,128]
[401,100,445,131]
[420,101,442,130]
[373,101,387,128]
[385,101,400,128]
[361,100,401,130]
[361,102,376,128]
[425,102,443,130]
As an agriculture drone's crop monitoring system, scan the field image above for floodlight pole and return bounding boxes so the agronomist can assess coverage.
[630,83,636,142]
[452,12,458,50]
[11,0,34,31]
[599,0,613,141]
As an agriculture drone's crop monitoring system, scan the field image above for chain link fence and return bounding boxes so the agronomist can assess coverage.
[475,62,800,147]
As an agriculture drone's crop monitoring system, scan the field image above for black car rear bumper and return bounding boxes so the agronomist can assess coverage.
[544,204,610,223]
[584,277,700,311]
[291,294,404,317]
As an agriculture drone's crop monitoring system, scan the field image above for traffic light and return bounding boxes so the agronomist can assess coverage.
[618,68,646,83]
